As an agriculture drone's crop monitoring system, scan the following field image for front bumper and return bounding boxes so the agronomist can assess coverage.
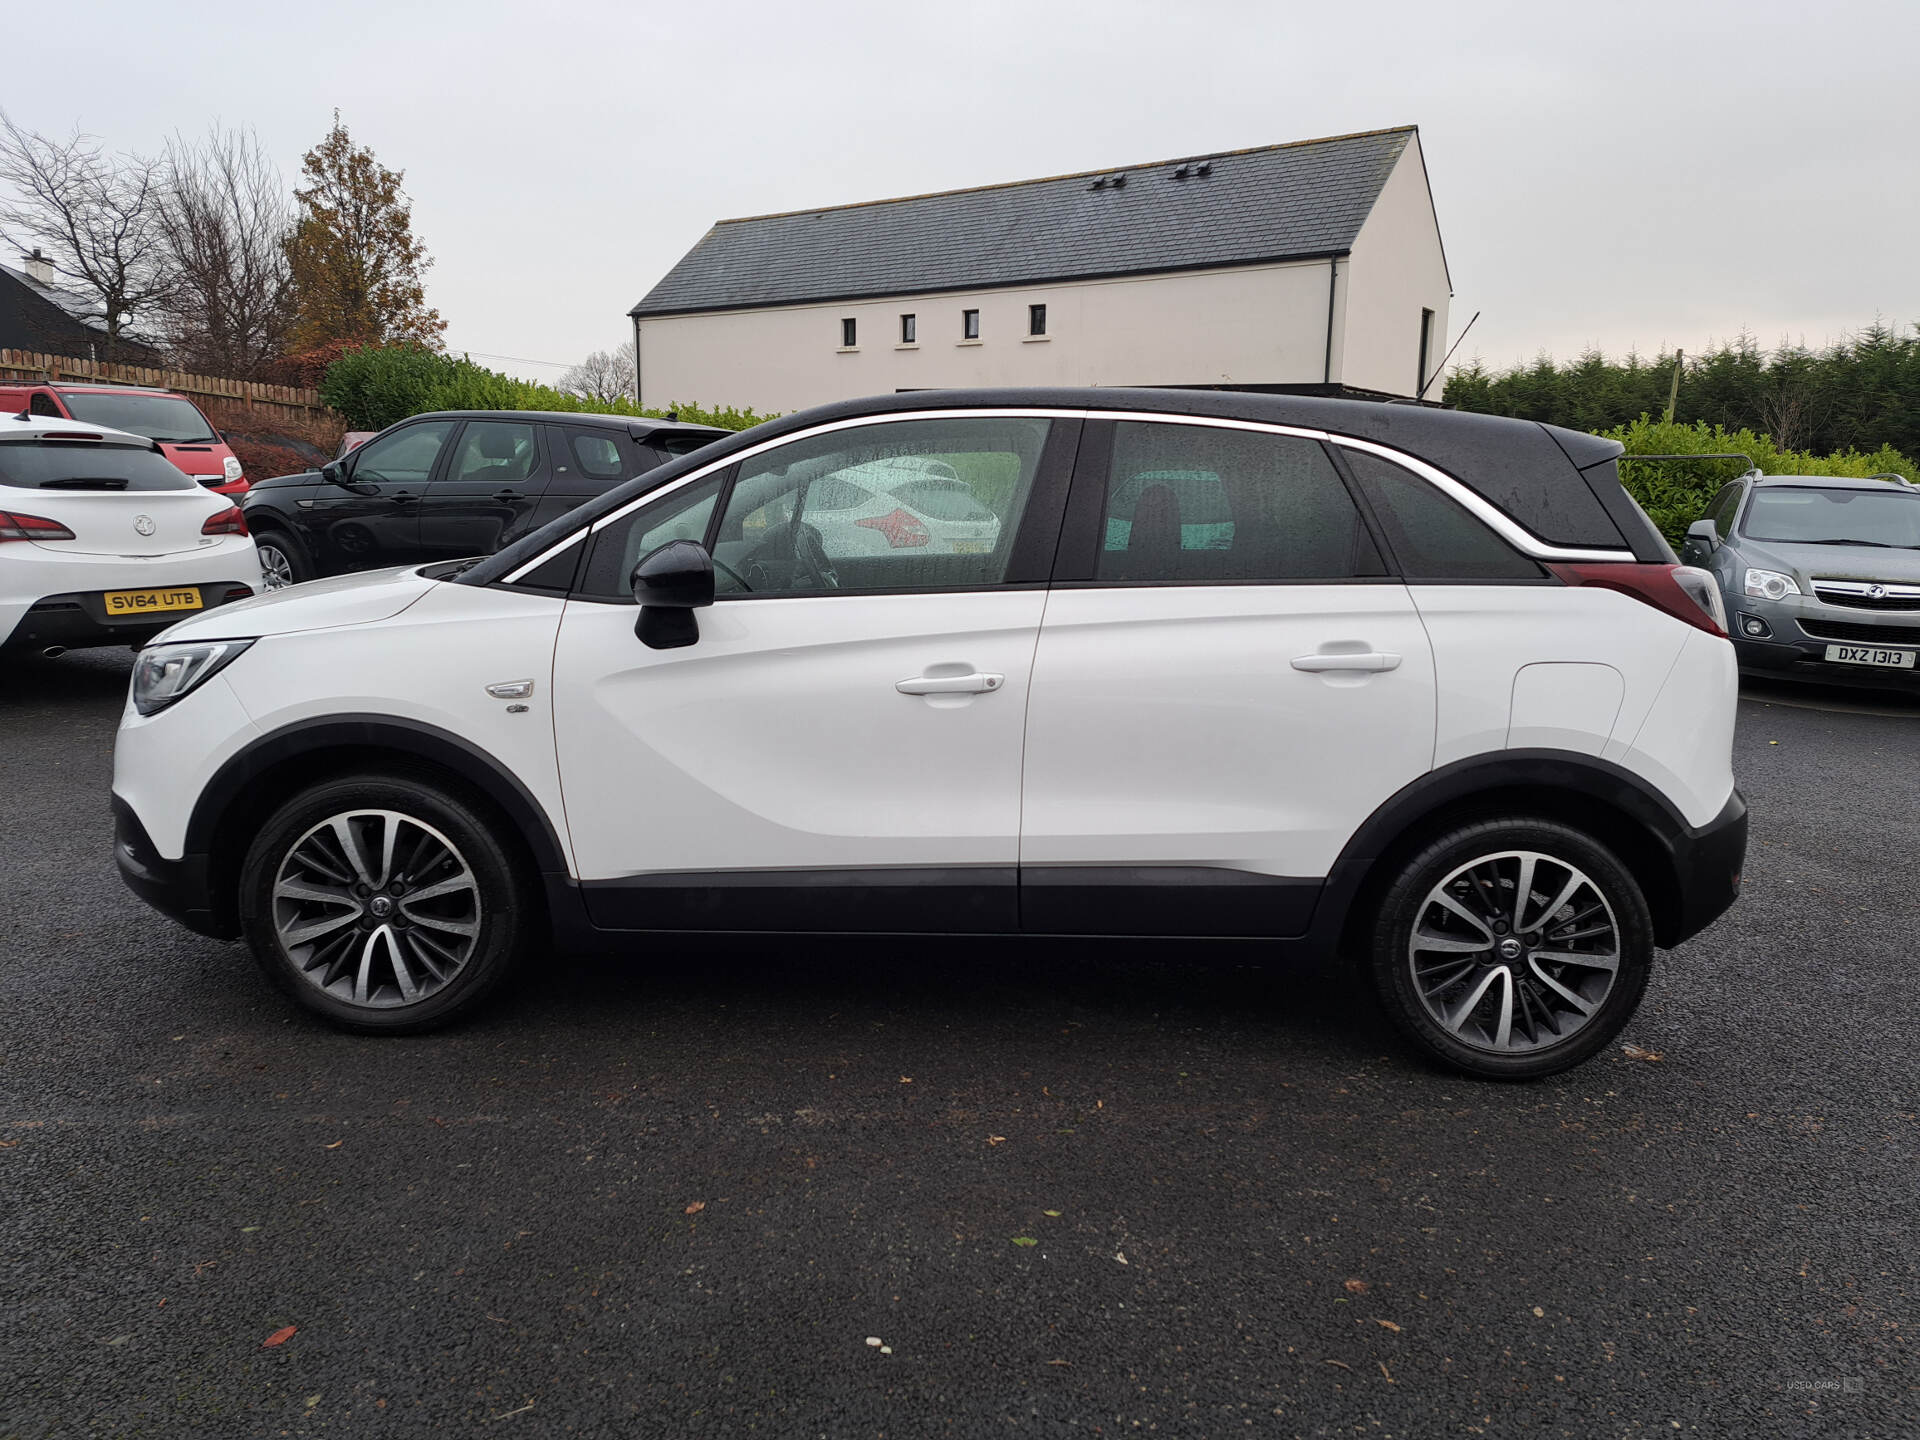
[1659,788,1748,947]
[112,795,233,939]
[1728,594,1920,688]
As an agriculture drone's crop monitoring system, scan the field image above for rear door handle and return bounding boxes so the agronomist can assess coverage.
[492,490,521,503]
[896,671,1005,696]
[1291,651,1402,673]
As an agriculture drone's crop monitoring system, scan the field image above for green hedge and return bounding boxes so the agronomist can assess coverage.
[1606,417,1915,546]
[320,345,777,434]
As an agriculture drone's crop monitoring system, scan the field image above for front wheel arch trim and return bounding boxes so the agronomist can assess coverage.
[186,716,572,929]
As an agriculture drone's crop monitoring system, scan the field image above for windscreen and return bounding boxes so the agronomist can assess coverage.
[0,440,198,491]
[1743,486,1920,548]
[59,392,217,443]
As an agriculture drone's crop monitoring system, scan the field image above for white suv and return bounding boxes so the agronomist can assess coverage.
[112,390,1747,1079]
[2,414,261,655]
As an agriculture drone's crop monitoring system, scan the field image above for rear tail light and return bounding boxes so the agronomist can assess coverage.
[202,505,248,537]
[1548,562,1728,637]
[0,509,77,542]
[855,507,931,548]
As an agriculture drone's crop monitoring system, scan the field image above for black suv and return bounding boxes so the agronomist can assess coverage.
[240,410,726,586]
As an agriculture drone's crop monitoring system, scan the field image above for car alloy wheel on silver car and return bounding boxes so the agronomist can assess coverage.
[269,809,481,1008]
[257,542,296,590]
[1407,850,1620,1054]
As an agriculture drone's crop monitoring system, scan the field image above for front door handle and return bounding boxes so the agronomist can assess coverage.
[1291,651,1401,674]
[896,671,1005,696]
[387,491,415,505]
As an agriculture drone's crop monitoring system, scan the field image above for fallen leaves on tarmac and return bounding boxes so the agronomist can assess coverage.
[261,1325,297,1348]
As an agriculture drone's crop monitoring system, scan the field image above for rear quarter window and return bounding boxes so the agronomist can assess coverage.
[1343,450,1544,580]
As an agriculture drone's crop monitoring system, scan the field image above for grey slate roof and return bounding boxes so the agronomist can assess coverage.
[632,127,1416,318]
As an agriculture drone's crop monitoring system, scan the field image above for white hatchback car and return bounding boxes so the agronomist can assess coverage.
[112,390,1747,1078]
[2,414,261,656]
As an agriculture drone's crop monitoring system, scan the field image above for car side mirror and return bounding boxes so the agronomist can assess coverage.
[631,539,715,649]
[1682,518,1718,561]
[321,459,373,495]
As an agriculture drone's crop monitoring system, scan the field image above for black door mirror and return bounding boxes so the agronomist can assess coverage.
[631,539,715,649]
[320,458,375,495]
[1682,518,1718,562]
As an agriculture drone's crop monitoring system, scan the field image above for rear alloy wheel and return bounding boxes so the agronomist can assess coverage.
[239,775,533,1032]
[1368,818,1654,1079]
[254,532,306,589]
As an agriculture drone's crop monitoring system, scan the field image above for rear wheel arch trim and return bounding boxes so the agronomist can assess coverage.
[185,715,571,879]
[1314,749,1700,946]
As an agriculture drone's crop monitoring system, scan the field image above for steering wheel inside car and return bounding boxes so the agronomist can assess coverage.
[794,523,840,590]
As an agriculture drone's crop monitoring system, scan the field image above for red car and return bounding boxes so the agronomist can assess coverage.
[0,381,249,496]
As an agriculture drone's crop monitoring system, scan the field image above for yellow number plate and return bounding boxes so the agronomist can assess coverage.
[103,587,203,616]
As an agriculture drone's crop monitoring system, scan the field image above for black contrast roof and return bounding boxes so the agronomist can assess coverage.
[466,386,1677,590]
[632,128,1417,318]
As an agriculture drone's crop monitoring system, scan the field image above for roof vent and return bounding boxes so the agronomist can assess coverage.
[1088,173,1127,192]
[1173,162,1215,181]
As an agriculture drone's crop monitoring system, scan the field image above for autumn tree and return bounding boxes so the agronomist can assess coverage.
[0,108,171,358]
[284,114,443,352]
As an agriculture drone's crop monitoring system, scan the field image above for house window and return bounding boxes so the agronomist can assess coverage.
[900,314,916,344]
[1417,308,1435,394]
[1029,304,1047,337]
[841,317,857,348]
[962,308,980,340]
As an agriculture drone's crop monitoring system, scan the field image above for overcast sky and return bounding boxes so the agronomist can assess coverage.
[8,0,1915,384]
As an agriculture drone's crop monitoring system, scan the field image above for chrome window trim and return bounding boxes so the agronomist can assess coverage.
[503,406,1633,584]
[1328,435,1632,563]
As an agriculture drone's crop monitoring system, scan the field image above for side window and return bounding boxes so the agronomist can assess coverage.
[351,421,454,486]
[1710,483,1743,535]
[29,392,60,417]
[450,421,539,484]
[570,430,628,480]
[1342,450,1544,580]
[579,473,726,599]
[1096,422,1384,582]
[706,417,1050,597]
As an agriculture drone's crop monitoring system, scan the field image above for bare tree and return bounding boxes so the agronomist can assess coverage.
[156,126,294,377]
[0,110,171,357]
[560,340,636,404]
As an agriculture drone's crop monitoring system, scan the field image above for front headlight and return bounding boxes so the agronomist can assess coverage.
[223,455,243,481]
[1744,568,1799,602]
[131,639,254,716]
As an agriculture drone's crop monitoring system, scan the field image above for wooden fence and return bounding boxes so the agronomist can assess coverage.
[0,349,333,430]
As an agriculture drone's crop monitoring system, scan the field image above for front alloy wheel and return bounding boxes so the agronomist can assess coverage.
[1369,818,1654,1079]
[272,810,481,1007]
[256,539,298,590]
[239,775,531,1031]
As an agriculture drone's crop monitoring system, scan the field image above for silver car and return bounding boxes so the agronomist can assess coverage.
[1681,472,1920,687]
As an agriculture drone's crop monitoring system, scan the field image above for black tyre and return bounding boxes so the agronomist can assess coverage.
[1367,817,1654,1080]
[238,773,535,1033]
[252,527,310,589]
